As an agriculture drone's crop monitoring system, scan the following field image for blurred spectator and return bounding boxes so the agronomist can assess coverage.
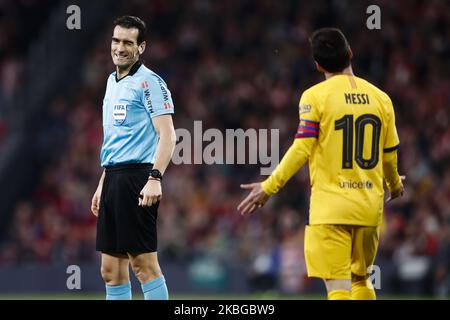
[0,56,24,99]
[433,222,450,297]
[0,118,6,144]
[0,0,58,98]
[247,235,279,292]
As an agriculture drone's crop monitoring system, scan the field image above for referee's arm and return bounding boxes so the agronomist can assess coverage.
[151,114,176,175]
[139,114,176,207]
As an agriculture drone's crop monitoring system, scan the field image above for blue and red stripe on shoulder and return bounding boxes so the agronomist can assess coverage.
[295,119,319,138]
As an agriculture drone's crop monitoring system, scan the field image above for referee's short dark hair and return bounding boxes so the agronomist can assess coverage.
[309,28,351,73]
[113,15,147,44]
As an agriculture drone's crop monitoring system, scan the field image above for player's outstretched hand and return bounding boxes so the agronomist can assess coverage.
[386,175,406,203]
[238,183,270,215]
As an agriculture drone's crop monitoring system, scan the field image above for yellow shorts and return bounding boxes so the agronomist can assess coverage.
[304,224,380,279]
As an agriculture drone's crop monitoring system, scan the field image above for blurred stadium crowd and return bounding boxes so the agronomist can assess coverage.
[0,0,449,296]
[0,0,58,146]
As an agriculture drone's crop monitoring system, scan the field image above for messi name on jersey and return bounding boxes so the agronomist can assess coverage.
[344,93,370,105]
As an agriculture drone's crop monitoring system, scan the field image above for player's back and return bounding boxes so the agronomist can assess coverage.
[303,75,399,227]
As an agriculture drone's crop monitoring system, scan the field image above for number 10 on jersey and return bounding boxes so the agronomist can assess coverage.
[335,114,381,170]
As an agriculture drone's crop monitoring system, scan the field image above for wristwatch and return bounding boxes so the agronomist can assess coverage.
[149,169,163,181]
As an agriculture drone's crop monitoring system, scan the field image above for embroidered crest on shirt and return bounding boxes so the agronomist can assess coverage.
[113,103,127,125]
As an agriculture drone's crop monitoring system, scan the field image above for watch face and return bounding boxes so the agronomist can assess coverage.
[150,170,162,178]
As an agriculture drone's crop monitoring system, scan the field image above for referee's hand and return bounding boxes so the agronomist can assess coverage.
[91,187,102,217]
[139,179,162,207]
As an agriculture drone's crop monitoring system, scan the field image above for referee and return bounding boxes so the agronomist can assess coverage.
[91,16,176,300]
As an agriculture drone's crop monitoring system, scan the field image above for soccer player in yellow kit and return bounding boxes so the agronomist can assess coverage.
[238,28,405,300]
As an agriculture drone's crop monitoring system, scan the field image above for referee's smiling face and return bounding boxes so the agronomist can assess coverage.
[111,25,145,69]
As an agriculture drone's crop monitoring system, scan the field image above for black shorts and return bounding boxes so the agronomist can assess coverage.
[96,163,159,254]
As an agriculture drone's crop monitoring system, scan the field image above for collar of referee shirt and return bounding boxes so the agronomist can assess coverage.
[115,60,142,82]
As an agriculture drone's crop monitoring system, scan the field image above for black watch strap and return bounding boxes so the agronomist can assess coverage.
[149,169,163,181]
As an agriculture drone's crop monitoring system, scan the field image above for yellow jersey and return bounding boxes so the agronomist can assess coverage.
[262,75,401,227]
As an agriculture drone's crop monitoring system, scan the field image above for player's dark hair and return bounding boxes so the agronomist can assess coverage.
[309,28,351,73]
[113,15,147,44]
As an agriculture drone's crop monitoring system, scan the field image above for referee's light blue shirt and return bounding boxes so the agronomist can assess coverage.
[100,61,174,167]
